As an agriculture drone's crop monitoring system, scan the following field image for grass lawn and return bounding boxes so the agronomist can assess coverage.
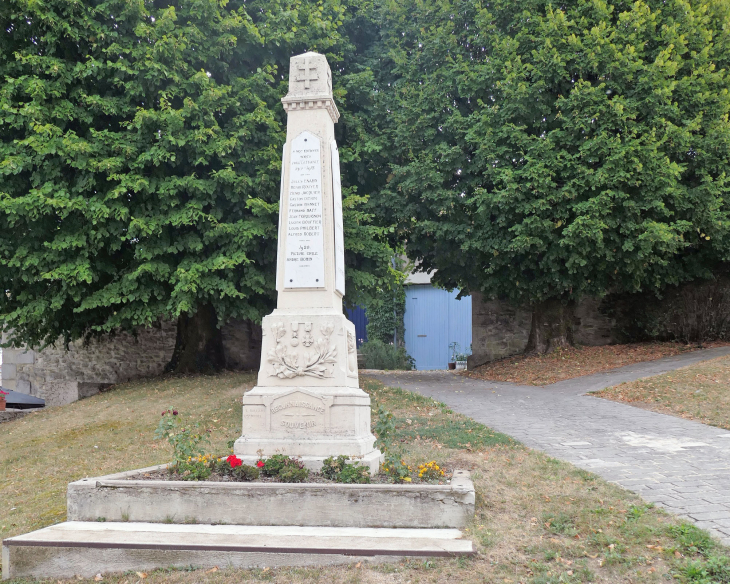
[1,373,728,583]
[595,355,730,430]
[465,342,729,386]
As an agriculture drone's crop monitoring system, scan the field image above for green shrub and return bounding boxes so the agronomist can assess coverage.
[381,452,412,483]
[261,454,290,477]
[338,463,370,484]
[321,455,347,481]
[174,460,212,481]
[365,287,406,345]
[373,406,396,450]
[684,555,730,583]
[278,458,310,483]
[321,455,370,484]
[670,523,715,556]
[154,409,210,464]
[361,339,415,370]
[232,464,260,482]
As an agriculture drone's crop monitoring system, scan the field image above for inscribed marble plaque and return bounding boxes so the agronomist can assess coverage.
[284,131,325,288]
[330,140,346,296]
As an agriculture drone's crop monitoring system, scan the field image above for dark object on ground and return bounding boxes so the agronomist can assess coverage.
[3,388,45,409]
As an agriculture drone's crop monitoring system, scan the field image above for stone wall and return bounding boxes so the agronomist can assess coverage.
[2,320,262,407]
[222,319,262,370]
[468,294,618,368]
[469,292,532,368]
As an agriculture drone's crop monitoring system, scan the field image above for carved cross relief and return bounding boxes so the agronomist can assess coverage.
[295,56,319,89]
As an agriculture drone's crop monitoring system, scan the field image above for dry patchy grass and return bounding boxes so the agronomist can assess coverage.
[595,355,730,430]
[465,342,729,386]
[2,375,729,584]
[1,372,255,541]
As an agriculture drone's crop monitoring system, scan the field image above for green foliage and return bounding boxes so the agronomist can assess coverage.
[360,339,415,370]
[321,455,370,484]
[363,0,730,311]
[154,409,209,465]
[373,405,395,450]
[277,458,310,483]
[0,0,394,350]
[320,455,346,481]
[258,454,308,482]
[670,523,730,583]
[625,504,652,521]
[212,457,260,481]
[260,454,290,478]
[670,523,716,556]
[365,283,406,345]
[232,464,261,482]
[684,555,730,583]
[542,512,578,536]
[381,452,412,483]
[175,460,212,481]
[393,414,515,450]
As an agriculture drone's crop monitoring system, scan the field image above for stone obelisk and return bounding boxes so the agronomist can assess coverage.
[234,52,382,474]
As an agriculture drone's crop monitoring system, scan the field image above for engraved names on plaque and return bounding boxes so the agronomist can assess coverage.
[284,131,325,288]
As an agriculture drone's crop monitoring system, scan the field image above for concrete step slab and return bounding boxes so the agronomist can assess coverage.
[2,522,475,580]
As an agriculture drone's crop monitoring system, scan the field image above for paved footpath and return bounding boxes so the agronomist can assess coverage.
[370,346,730,546]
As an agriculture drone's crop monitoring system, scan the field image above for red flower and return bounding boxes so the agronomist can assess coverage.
[227,455,242,468]
[256,460,265,468]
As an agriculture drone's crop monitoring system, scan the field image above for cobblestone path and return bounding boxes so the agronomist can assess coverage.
[370,346,730,546]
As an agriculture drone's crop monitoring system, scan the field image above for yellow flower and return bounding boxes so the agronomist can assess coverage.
[403,477,412,482]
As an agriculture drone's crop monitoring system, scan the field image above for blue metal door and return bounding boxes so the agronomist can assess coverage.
[345,306,368,347]
[404,285,472,370]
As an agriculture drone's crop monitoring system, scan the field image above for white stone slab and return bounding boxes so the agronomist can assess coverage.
[3,522,474,580]
[284,131,325,289]
[331,140,345,296]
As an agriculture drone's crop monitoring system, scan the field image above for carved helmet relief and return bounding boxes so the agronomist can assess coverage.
[268,321,338,379]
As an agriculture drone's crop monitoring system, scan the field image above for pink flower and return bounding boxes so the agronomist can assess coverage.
[256,460,265,468]
[227,455,242,468]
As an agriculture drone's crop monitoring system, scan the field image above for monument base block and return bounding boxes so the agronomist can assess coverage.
[236,381,382,475]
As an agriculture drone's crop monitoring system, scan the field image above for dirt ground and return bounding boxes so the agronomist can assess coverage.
[465,342,730,386]
[595,355,730,430]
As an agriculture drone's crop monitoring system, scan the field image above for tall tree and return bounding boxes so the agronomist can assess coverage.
[367,0,730,352]
[0,0,393,371]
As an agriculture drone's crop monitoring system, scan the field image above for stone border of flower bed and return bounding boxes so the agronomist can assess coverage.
[67,465,475,529]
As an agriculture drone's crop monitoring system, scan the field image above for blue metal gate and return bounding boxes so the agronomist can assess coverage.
[345,306,368,347]
[404,285,472,370]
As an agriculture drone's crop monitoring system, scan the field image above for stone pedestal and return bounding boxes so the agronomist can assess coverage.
[234,52,381,473]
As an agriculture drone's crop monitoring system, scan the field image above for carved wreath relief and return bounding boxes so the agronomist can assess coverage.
[268,321,337,378]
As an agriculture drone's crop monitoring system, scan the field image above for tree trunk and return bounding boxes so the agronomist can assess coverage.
[165,303,225,374]
[525,298,575,355]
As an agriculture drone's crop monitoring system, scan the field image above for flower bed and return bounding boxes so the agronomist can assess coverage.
[138,454,453,485]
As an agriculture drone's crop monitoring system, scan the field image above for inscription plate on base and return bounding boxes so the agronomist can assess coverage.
[270,391,327,434]
[284,131,325,288]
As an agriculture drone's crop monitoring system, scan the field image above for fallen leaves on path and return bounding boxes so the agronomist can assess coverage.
[464,342,729,386]
[595,355,730,430]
